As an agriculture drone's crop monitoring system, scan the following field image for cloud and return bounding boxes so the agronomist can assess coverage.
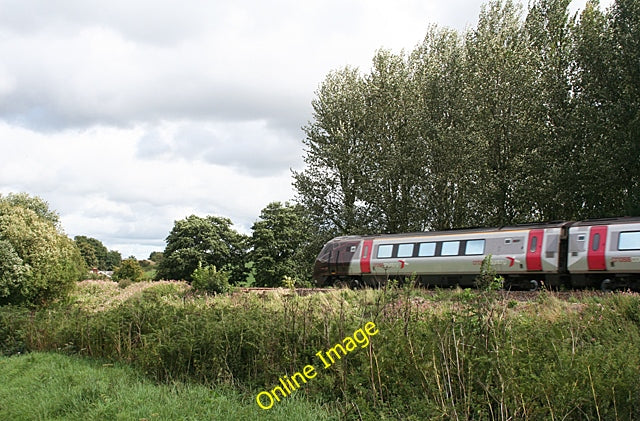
[0,123,295,258]
[4,0,588,258]
[0,0,445,132]
[136,120,303,176]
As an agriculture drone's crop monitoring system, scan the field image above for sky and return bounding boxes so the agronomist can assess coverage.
[0,0,612,259]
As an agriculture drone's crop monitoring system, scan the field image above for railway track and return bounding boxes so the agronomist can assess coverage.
[237,287,333,296]
[237,287,634,300]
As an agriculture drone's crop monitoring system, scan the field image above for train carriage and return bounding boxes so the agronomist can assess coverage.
[567,218,640,290]
[313,217,640,291]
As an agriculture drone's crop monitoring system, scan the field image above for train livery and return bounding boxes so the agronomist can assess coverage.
[312,217,640,291]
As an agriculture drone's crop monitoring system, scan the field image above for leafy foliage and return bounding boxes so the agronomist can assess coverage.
[113,257,144,283]
[294,0,639,238]
[0,194,85,305]
[0,192,60,227]
[250,202,313,287]
[155,215,248,283]
[74,235,121,270]
[474,255,504,291]
[3,284,640,419]
[148,251,164,264]
[191,264,231,294]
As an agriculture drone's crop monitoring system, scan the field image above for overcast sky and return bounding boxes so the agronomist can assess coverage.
[0,0,610,259]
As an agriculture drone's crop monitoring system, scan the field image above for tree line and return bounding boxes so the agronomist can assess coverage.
[2,0,638,300]
[0,192,311,306]
[294,0,639,237]
[155,202,313,289]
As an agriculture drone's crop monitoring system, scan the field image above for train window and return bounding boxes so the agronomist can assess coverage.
[619,231,640,250]
[377,244,393,258]
[530,236,538,253]
[441,241,460,256]
[504,239,511,244]
[577,235,586,241]
[592,233,600,251]
[465,240,485,255]
[397,243,414,258]
[418,242,436,257]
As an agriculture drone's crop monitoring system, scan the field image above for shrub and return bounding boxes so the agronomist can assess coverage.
[118,278,133,289]
[281,275,296,289]
[0,194,85,305]
[0,305,29,355]
[191,264,231,294]
[113,258,144,283]
[474,254,503,291]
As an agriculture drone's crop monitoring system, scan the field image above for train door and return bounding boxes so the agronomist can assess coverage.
[526,229,544,271]
[360,239,373,274]
[588,225,608,271]
[329,241,359,276]
[329,248,339,275]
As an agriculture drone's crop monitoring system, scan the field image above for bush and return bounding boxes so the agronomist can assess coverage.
[113,258,144,283]
[0,305,29,355]
[281,275,296,289]
[474,254,503,291]
[0,194,85,305]
[191,264,231,294]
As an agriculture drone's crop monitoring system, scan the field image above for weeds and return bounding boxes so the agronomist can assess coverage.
[0,281,639,419]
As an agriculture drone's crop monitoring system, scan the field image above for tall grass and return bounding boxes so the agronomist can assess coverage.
[1,281,639,419]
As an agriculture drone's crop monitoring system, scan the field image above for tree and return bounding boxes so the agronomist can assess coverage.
[522,0,576,220]
[0,239,29,300]
[0,194,85,305]
[74,236,121,270]
[250,202,313,287]
[408,26,473,230]
[295,0,635,240]
[105,250,122,270]
[155,215,248,283]
[568,0,637,218]
[76,239,98,269]
[293,67,370,236]
[149,251,164,264]
[605,0,640,216]
[191,264,231,294]
[113,257,144,283]
[360,49,426,233]
[0,192,60,227]
[463,0,541,226]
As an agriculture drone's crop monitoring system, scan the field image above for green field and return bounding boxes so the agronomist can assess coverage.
[0,352,336,420]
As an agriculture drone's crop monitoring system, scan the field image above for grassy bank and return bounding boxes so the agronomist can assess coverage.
[1,281,640,419]
[0,352,336,420]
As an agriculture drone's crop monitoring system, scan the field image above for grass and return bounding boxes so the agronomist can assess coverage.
[0,352,337,421]
[2,282,640,419]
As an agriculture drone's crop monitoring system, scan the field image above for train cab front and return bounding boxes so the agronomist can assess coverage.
[313,237,361,286]
[312,241,335,286]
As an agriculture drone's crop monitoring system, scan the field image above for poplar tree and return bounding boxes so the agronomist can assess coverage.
[293,67,369,235]
[294,0,638,246]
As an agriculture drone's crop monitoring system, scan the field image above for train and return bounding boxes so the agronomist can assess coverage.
[312,217,640,291]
